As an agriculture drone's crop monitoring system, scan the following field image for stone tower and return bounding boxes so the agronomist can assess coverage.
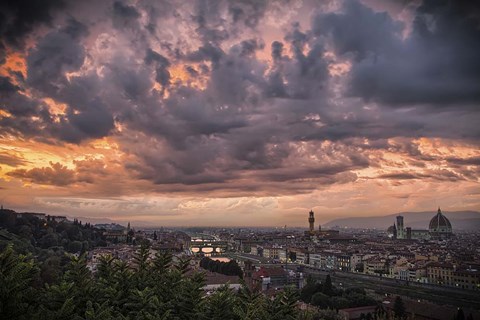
[308,210,315,233]
[396,216,405,239]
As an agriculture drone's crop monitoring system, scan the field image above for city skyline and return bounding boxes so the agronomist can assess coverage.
[1,0,479,226]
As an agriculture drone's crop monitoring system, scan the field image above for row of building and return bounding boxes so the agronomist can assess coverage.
[218,209,479,291]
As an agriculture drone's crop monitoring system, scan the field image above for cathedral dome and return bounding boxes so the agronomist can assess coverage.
[429,208,452,236]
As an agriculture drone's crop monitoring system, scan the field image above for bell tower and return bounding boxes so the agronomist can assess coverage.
[308,210,315,233]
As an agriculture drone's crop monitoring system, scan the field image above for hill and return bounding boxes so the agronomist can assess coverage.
[323,210,480,230]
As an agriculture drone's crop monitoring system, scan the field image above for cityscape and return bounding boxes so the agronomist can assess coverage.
[1,206,479,320]
[1,0,480,320]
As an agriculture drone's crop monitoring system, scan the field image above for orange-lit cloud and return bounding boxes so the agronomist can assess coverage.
[0,51,27,80]
[0,0,479,226]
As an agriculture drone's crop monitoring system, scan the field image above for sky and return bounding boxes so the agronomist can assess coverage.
[0,0,479,227]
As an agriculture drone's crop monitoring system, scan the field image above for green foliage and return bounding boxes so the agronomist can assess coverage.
[300,275,323,303]
[0,244,311,320]
[234,284,269,320]
[455,308,466,320]
[1,239,382,320]
[311,292,329,309]
[200,257,243,277]
[301,275,377,311]
[393,296,406,319]
[203,285,239,320]
[0,245,38,320]
[323,274,334,296]
[267,286,299,320]
[0,210,107,255]
[315,309,344,320]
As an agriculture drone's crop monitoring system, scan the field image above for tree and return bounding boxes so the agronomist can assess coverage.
[323,274,334,296]
[235,284,268,320]
[330,296,349,310]
[84,300,115,320]
[67,240,83,253]
[393,296,406,319]
[300,275,322,303]
[172,271,206,320]
[311,292,329,309]
[39,233,59,248]
[63,254,94,315]
[203,285,239,320]
[268,286,299,320]
[199,257,243,277]
[39,254,63,284]
[1,244,323,320]
[0,245,38,320]
[315,309,344,320]
[456,308,465,320]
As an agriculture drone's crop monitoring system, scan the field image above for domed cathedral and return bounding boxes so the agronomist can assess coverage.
[388,207,453,240]
[429,207,453,239]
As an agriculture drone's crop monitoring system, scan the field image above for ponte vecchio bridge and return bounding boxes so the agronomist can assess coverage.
[189,236,229,256]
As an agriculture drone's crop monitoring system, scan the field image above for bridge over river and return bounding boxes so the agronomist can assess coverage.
[189,236,229,256]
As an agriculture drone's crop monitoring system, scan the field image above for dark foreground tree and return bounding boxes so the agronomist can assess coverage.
[393,296,406,319]
[1,245,323,320]
[323,274,334,296]
[456,308,465,320]
[0,245,38,320]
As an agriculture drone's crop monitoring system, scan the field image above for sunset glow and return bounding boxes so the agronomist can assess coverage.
[0,0,479,226]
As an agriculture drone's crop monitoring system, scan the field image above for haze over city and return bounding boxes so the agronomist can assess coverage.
[1,0,479,226]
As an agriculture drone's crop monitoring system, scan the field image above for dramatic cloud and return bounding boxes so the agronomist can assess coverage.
[0,0,64,47]
[7,162,76,186]
[0,0,479,225]
[317,0,480,106]
[0,152,29,167]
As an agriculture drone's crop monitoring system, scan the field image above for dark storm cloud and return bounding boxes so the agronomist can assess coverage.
[7,162,75,186]
[1,0,479,193]
[264,23,329,100]
[5,158,109,186]
[139,0,177,33]
[378,169,465,182]
[378,172,421,180]
[315,0,480,106]
[0,0,64,47]
[24,18,114,143]
[193,0,229,44]
[313,0,402,61]
[0,152,29,167]
[112,1,141,29]
[0,76,19,93]
[0,42,5,64]
[186,43,225,67]
[123,134,235,186]
[145,48,171,89]
[0,15,116,144]
[26,18,87,95]
[54,99,115,144]
[446,156,480,166]
[258,160,365,183]
[228,0,267,28]
[191,0,267,47]
[0,72,53,137]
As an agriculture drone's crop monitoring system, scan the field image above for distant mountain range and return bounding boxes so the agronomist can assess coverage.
[323,210,480,231]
